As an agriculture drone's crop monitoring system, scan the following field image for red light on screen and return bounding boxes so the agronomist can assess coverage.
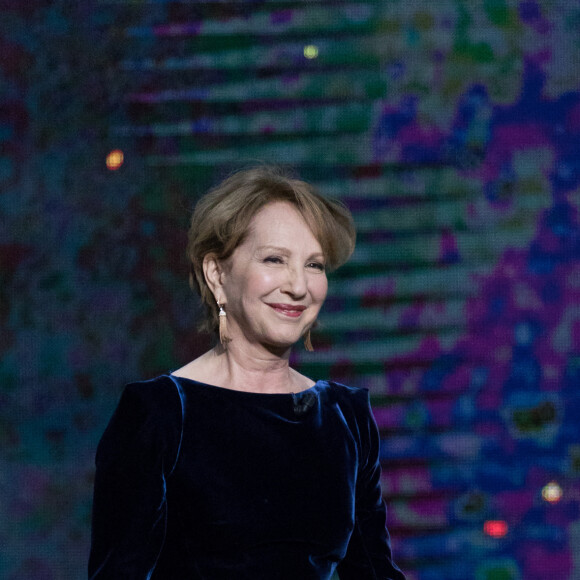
[484,520,508,538]
[106,149,124,170]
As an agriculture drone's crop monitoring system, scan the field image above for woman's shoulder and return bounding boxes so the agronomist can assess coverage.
[112,374,184,425]
[122,373,180,399]
[323,380,371,412]
[324,379,369,397]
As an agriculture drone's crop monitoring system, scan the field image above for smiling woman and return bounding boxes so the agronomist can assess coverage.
[201,201,329,364]
[88,166,407,580]
[187,165,355,339]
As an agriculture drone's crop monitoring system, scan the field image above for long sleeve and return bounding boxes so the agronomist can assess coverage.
[337,392,406,580]
[88,378,183,580]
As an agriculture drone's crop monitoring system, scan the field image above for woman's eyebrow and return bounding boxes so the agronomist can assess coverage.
[256,245,290,253]
[257,245,324,258]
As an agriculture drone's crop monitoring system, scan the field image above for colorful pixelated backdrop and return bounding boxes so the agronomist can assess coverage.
[2,1,580,578]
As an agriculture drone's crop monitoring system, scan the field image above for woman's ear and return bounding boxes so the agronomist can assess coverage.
[203,254,225,301]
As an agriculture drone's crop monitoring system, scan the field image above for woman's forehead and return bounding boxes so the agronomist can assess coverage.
[240,202,323,252]
[251,202,316,236]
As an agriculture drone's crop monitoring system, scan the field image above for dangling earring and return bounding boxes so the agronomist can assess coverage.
[304,329,314,352]
[217,301,231,347]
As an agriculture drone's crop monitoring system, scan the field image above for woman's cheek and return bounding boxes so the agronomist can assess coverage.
[313,275,328,300]
[262,270,282,289]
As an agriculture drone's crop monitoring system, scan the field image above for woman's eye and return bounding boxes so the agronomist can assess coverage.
[264,256,284,264]
[308,262,325,271]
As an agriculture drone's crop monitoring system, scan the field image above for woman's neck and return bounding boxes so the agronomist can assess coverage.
[173,342,312,394]
[213,342,301,393]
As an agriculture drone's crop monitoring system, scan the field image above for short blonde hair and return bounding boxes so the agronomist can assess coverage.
[187,166,356,334]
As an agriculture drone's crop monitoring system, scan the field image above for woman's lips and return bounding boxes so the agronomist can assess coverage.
[267,303,306,318]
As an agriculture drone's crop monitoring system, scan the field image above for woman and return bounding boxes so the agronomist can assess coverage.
[89,166,406,579]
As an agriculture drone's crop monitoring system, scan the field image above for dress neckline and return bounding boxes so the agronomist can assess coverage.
[167,374,327,397]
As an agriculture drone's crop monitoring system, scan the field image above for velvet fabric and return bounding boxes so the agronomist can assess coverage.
[89,375,406,579]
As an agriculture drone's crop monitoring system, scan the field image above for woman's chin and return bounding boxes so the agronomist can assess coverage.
[230,324,308,354]
[259,334,302,354]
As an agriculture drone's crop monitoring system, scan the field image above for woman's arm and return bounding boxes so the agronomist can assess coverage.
[88,378,183,579]
[337,391,406,580]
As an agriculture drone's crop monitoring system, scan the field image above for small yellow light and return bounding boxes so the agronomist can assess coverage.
[106,149,124,170]
[542,481,563,503]
[304,45,319,59]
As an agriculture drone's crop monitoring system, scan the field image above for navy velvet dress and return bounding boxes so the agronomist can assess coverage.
[89,375,406,579]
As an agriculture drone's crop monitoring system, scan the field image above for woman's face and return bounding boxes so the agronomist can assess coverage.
[217,201,328,353]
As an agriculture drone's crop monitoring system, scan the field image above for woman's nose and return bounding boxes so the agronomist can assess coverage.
[282,266,307,297]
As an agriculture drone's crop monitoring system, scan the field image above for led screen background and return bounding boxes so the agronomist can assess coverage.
[1,1,579,578]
